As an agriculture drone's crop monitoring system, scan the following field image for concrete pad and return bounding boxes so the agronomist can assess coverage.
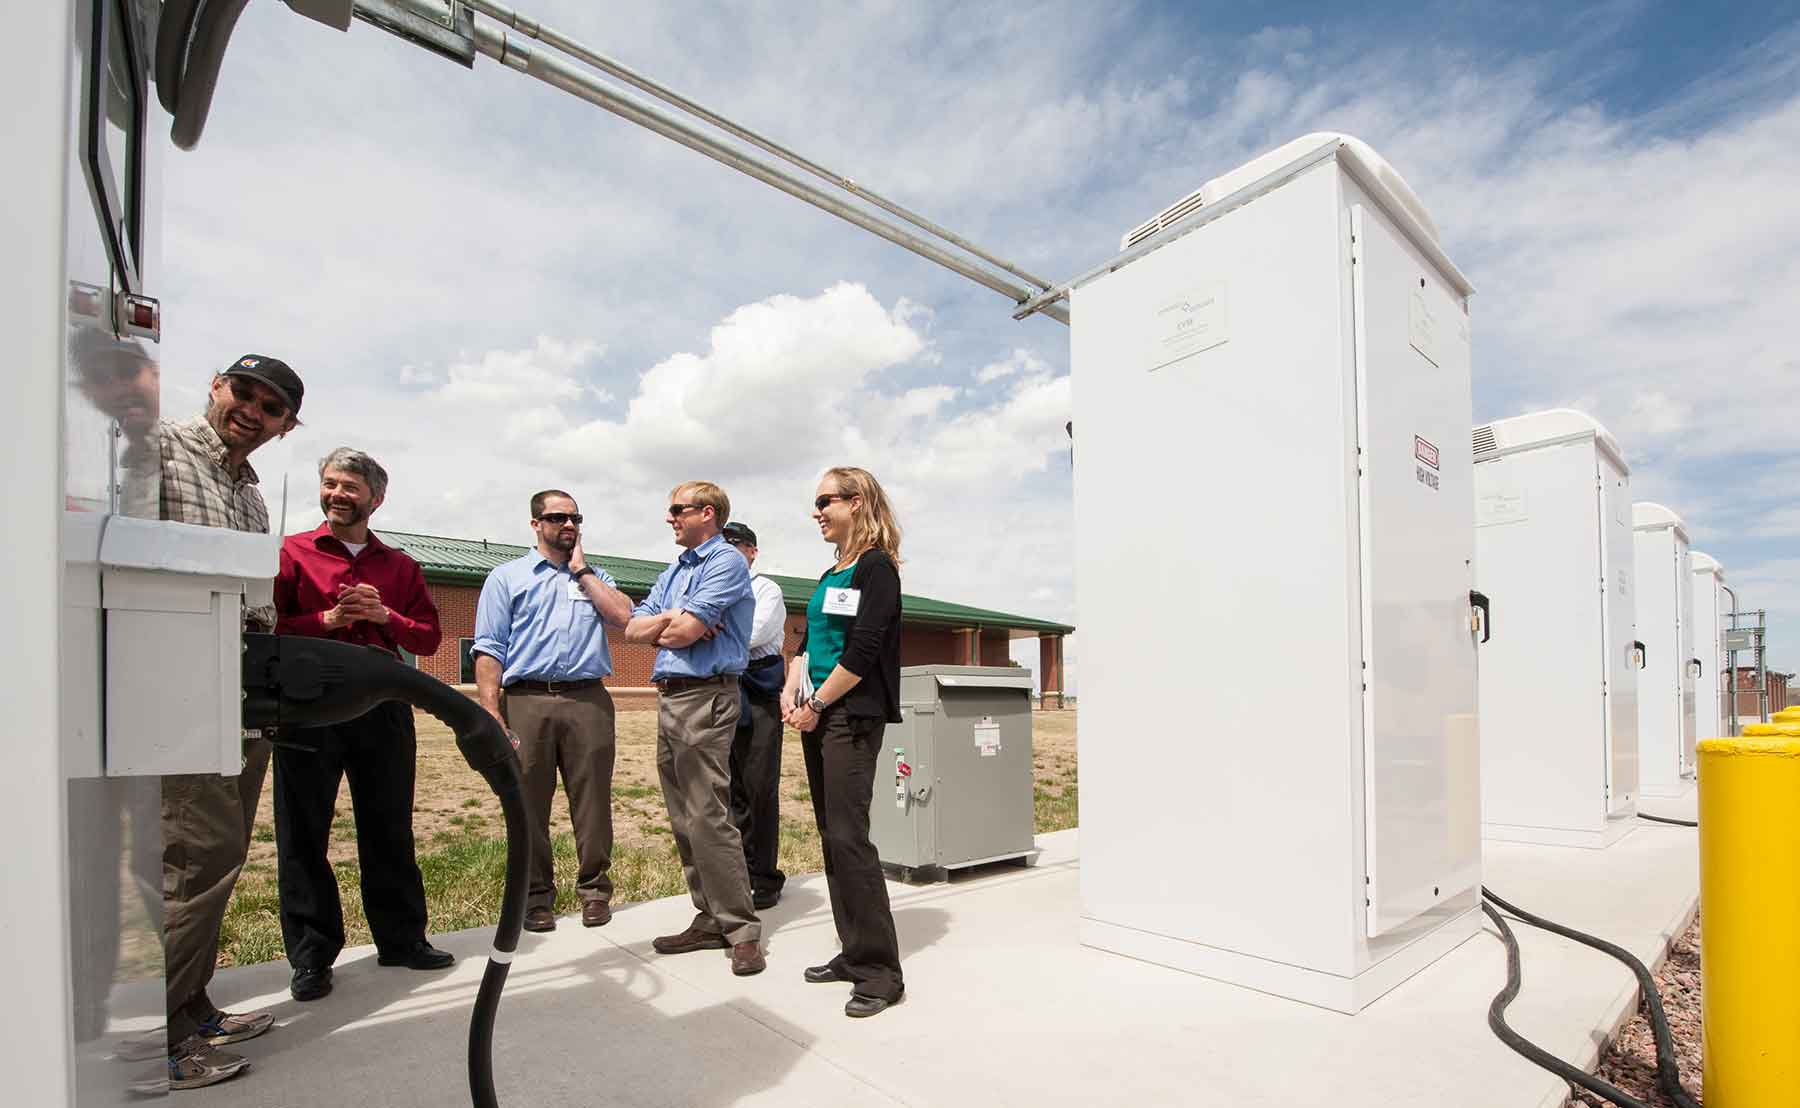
[189,801,1699,1108]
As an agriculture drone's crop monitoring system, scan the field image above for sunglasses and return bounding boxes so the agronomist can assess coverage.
[537,512,583,525]
[228,377,290,419]
[814,494,852,512]
[668,503,704,518]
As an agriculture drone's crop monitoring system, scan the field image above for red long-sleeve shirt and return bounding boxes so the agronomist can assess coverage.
[274,523,442,657]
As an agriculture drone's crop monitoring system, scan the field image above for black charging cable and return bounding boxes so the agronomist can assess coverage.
[1479,887,1699,1108]
[1636,813,1699,828]
[243,634,526,1108]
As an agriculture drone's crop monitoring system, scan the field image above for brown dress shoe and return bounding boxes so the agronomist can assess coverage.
[651,926,729,955]
[582,901,612,928]
[523,906,556,933]
[731,942,766,976]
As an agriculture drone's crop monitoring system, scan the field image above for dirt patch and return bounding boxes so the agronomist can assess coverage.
[244,707,1078,871]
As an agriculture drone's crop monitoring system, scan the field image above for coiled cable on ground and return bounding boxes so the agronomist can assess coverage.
[1479,886,1700,1108]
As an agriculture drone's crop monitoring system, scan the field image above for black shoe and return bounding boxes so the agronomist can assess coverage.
[845,991,902,1018]
[377,940,455,970]
[752,889,781,911]
[290,967,333,1002]
[803,963,849,984]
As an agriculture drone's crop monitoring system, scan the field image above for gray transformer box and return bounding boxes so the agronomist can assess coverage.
[870,665,1037,878]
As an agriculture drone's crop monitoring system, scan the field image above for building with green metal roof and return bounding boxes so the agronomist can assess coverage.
[376,530,1073,705]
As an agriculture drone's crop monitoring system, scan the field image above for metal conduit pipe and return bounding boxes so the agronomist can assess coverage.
[462,0,1058,294]
[470,20,1070,325]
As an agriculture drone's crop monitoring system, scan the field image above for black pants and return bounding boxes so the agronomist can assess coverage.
[730,692,786,900]
[273,701,428,969]
[801,705,903,1001]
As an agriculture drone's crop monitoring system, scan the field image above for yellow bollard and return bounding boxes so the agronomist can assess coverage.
[1742,722,1800,737]
[1698,736,1800,1107]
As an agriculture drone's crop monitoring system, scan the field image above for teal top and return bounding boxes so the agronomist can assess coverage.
[806,563,858,688]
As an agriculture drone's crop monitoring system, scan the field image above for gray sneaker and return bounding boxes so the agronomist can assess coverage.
[195,1009,274,1047]
[165,1038,250,1091]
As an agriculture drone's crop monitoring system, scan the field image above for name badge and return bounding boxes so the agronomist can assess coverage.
[567,579,585,600]
[822,587,861,616]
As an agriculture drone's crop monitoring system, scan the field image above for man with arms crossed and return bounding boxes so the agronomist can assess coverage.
[472,491,633,932]
[722,521,788,910]
[157,355,301,1089]
[272,448,451,1004]
[626,483,763,974]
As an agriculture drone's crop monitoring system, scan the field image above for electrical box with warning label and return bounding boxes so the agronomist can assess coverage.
[869,665,1036,880]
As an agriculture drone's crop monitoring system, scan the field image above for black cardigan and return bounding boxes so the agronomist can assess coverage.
[796,548,903,723]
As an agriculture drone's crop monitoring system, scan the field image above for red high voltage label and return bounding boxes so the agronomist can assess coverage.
[1414,435,1440,470]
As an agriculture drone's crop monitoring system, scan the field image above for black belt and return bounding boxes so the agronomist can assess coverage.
[655,673,740,693]
[507,677,607,694]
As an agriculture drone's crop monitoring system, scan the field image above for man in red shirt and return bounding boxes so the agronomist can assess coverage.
[271,447,450,1003]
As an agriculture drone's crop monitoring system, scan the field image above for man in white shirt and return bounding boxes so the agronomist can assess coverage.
[722,522,788,909]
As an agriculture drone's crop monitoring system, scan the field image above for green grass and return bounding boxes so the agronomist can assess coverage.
[219,759,1078,966]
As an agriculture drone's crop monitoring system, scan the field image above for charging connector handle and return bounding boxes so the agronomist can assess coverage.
[242,633,525,1108]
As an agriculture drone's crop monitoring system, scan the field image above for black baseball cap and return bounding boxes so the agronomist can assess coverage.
[722,521,757,547]
[222,354,304,415]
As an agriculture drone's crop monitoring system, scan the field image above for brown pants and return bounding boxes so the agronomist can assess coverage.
[657,679,760,945]
[503,683,616,912]
[803,706,902,1001]
[162,737,271,1046]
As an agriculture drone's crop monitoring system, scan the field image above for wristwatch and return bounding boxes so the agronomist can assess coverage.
[807,694,828,714]
[572,565,596,581]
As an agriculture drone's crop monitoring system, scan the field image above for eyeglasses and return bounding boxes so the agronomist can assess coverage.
[668,503,703,518]
[813,494,852,512]
[228,377,289,419]
[536,512,583,525]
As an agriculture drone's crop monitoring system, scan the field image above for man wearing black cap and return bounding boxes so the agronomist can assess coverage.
[154,355,301,1090]
[722,522,789,910]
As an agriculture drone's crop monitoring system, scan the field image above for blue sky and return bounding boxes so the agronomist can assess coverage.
[160,0,1800,684]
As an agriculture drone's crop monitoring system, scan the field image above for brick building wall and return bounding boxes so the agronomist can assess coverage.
[418,580,1026,689]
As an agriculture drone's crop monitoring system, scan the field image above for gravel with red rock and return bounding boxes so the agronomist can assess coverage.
[1571,913,1703,1108]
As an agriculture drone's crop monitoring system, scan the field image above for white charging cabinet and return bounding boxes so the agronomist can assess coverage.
[1632,503,1696,794]
[85,515,278,776]
[1472,410,1638,848]
[1072,134,1484,1013]
[1689,552,1725,742]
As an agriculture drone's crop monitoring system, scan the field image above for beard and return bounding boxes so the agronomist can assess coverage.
[546,529,578,551]
[322,497,369,525]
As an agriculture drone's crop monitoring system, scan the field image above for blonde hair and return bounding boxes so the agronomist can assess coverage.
[823,466,902,564]
[673,480,730,527]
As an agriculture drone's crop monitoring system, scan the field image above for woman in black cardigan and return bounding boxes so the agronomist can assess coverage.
[782,465,905,1017]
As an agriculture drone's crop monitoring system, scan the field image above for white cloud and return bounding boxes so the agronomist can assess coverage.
[439,337,601,407]
[974,348,1051,384]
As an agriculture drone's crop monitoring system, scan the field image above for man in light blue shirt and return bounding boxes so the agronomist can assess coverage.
[625,480,762,974]
[472,490,633,933]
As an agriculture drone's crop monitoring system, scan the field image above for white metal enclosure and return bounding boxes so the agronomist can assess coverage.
[1689,552,1726,741]
[1072,134,1483,1013]
[1632,503,1696,795]
[1472,410,1638,848]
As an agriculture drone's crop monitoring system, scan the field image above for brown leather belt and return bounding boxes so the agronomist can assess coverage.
[654,674,740,693]
[507,677,607,694]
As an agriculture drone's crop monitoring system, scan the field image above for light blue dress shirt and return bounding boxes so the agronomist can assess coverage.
[631,533,754,681]
[472,552,618,685]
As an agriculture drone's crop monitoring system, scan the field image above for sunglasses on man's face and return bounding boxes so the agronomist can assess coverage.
[228,378,289,420]
[668,503,703,518]
[814,494,852,512]
[537,512,582,526]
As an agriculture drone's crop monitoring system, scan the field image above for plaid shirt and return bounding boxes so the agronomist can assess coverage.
[156,415,275,629]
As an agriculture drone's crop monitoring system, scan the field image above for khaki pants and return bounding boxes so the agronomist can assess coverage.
[657,679,759,945]
[162,737,271,1046]
[503,683,616,912]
